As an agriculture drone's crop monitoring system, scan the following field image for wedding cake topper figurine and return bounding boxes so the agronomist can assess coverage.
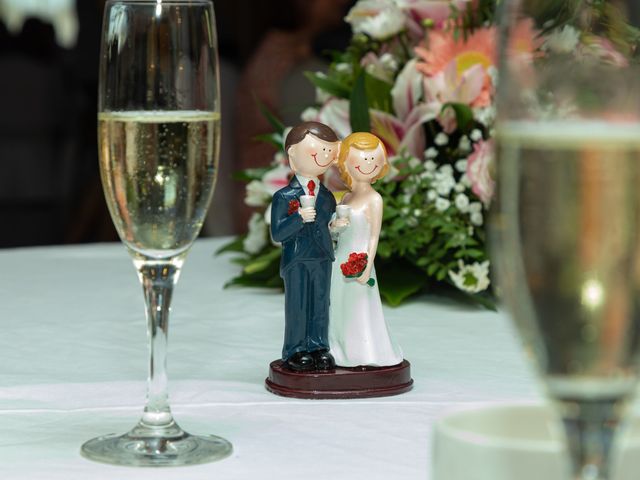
[329,132,404,367]
[266,125,412,399]
[270,121,339,372]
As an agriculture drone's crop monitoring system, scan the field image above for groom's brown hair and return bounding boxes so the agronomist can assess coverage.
[285,121,339,153]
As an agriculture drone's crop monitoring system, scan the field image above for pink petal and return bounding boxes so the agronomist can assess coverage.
[391,58,422,120]
[454,63,485,105]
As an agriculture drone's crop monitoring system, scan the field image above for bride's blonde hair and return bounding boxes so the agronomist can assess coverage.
[338,132,390,190]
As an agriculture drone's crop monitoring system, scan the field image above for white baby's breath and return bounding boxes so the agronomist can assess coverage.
[448,260,490,293]
[455,159,468,172]
[435,132,449,146]
[455,193,470,212]
[470,129,483,142]
[470,211,484,226]
[458,135,471,152]
[425,147,439,159]
[435,198,451,212]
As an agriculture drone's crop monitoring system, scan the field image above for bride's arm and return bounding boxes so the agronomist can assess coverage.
[358,193,383,285]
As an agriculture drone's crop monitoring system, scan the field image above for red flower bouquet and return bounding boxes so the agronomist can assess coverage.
[340,252,375,287]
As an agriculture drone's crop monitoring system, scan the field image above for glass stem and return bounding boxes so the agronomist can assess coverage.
[138,261,181,428]
[559,398,622,480]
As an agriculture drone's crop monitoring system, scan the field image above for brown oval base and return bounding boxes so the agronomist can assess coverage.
[265,359,413,399]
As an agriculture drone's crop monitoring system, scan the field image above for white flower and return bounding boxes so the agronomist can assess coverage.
[470,129,483,142]
[435,132,449,146]
[454,182,465,193]
[245,180,270,207]
[420,171,434,180]
[243,213,268,254]
[425,159,437,170]
[469,201,482,214]
[470,211,483,226]
[335,62,352,73]
[439,164,453,176]
[473,106,496,127]
[413,208,422,217]
[435,176,455,197]
[448,260,491,294]
[402,194,412,204]
[435,198,450,212]
[455,159,468,172]
[455,193,469,212]
[408,157,421,169]
[427,190,437,201]
[407,217,418,227]
[425,147,438,159]
[380,52,399,71]
[346,0,406,40]
[458,135,471,152]
[314,83,331,104]
[544,25,580,54]
[401,206,410,215]
[300,107,319,122]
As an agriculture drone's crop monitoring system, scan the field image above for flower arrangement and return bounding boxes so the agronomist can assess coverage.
[220,0,502,307]
[341,252,376,287]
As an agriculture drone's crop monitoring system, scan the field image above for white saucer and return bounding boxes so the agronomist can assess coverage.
[432,403,640,480]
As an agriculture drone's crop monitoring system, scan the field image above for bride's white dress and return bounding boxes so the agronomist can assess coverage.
[329,206,403,367]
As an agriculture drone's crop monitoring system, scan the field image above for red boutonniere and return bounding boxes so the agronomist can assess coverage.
[340,252,375,287]
[288,199,300,216]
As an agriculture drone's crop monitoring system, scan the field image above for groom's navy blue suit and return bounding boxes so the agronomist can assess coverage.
[271,177,336,361]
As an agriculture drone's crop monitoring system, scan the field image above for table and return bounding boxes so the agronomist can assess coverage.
[0,238,539,479]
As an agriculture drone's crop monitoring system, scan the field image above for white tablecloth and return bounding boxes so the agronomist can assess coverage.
[0,239,539,479]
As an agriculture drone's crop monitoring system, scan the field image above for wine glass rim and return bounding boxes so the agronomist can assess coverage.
[105,0,213,4]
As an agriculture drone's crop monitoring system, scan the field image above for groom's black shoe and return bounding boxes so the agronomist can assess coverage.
[285,352,315,372]
[313,349,336,371]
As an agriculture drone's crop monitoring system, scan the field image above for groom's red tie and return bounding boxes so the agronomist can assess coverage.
[307,180,316,196]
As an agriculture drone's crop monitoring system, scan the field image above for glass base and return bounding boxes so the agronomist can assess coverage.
[81,420,232,467]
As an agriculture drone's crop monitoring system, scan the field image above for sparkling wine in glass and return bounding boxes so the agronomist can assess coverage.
[493,2,640,479]
[81,0,232,466]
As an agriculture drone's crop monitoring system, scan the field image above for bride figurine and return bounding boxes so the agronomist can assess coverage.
[329,132,403,368]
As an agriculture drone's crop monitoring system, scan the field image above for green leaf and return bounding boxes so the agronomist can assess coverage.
[350,72,371,132]
[441,102,474,132]
[254,132,283,150]
[376,259,429,307]
[304,72,351,99]
[255,95,285,134]
[364,73,393,113]
[233,167,273,182]
[243,248,282,275]
[216,236,246,255]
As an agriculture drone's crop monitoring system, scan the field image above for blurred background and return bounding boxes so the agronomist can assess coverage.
[0,0,353,248]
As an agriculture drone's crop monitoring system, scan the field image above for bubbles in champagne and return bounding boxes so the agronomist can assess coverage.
[99,111,221,259]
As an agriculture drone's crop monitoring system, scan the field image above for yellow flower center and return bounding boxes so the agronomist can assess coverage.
[455,52,492,78]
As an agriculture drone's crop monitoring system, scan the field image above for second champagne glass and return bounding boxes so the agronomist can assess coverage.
[493,1,640,479]
[81,0,232,466]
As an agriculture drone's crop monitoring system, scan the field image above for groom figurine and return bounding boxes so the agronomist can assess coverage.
[271,122,340,372]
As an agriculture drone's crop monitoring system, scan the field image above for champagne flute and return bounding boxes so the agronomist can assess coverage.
[493,2,640,479]
[81,0,231,466]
